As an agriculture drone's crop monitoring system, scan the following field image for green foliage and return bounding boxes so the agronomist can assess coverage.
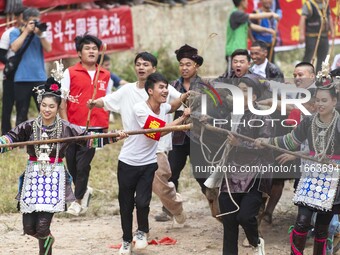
[111,46,180,83]
[0,151,27,213]
[275,48,305,77]
[112,57,137,82]
[153,46,179,82]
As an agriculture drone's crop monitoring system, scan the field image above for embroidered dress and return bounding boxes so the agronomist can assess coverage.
[271,112,340,212]
[293,158,340,211]
[0,117,85,213]
[20,162,66,213]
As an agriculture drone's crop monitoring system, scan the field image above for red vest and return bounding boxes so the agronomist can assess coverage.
[67,62,110,128]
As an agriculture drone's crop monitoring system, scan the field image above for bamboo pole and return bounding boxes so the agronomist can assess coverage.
[85,43,107,132]
[0,124,191,149]
[40,6,57,14]
[311,0,330,66]
[268,22,278,62]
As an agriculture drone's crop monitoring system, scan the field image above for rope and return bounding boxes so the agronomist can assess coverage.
[197,122,240,217]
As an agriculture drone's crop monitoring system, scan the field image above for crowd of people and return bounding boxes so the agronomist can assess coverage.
[227,0,333,73]
[0,1,339,255]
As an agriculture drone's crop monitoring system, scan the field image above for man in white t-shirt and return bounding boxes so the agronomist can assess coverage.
[89,71,189,255]
[0,6,26,134]
[88,53,187,224]
[89,52,189,254]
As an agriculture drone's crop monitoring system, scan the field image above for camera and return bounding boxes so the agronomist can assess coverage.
[33,20,47,32]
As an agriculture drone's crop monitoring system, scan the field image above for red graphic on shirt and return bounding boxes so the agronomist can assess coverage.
[143,115,166,141]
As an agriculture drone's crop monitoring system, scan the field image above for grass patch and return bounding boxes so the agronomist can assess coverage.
[111,45,180,83]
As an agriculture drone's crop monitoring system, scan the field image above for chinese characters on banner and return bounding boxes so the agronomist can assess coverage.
[40,7,134,61]
[248,0,339,48]
[0,7,134,62]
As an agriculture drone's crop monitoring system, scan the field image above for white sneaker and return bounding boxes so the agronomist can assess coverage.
[66,201,82,216]
[134,230,148,250]
[252,237,265,255]
[80,186,93,214]
[119,241,131,255]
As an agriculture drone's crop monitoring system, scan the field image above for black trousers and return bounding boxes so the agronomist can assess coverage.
[23,212,54,238]
[1,79,15,134]
[168,141,207,194]
[218,183,263,255]
[303,36,329,73]
[65,143,96,200]
[14,82,40,126]
[117,160,157,242]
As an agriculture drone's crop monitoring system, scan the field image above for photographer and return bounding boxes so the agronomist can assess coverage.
[9,7,51,126]
[0,6,26,134]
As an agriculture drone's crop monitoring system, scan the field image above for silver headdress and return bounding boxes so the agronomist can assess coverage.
[33,60,64,172]
[316,55,337,89]
[33,60,65,103]
[50,59,64,83]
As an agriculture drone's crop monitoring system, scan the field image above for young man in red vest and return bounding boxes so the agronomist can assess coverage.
[59,34,112,216]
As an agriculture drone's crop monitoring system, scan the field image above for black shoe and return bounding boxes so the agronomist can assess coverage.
[154,206,173,222]
[155,211,172,222]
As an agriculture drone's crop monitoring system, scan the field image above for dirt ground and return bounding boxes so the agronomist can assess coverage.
[0,181,326,255]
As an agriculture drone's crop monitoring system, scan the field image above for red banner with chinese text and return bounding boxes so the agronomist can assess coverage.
[0,7,133,64]
[0,6,133,61]
[38,7,134,61]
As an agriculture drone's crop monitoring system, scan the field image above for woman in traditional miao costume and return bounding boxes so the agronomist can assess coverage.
[256,83,340,255]
[0,77,123,255]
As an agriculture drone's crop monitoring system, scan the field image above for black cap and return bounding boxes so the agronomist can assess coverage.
[175,44,204,66]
